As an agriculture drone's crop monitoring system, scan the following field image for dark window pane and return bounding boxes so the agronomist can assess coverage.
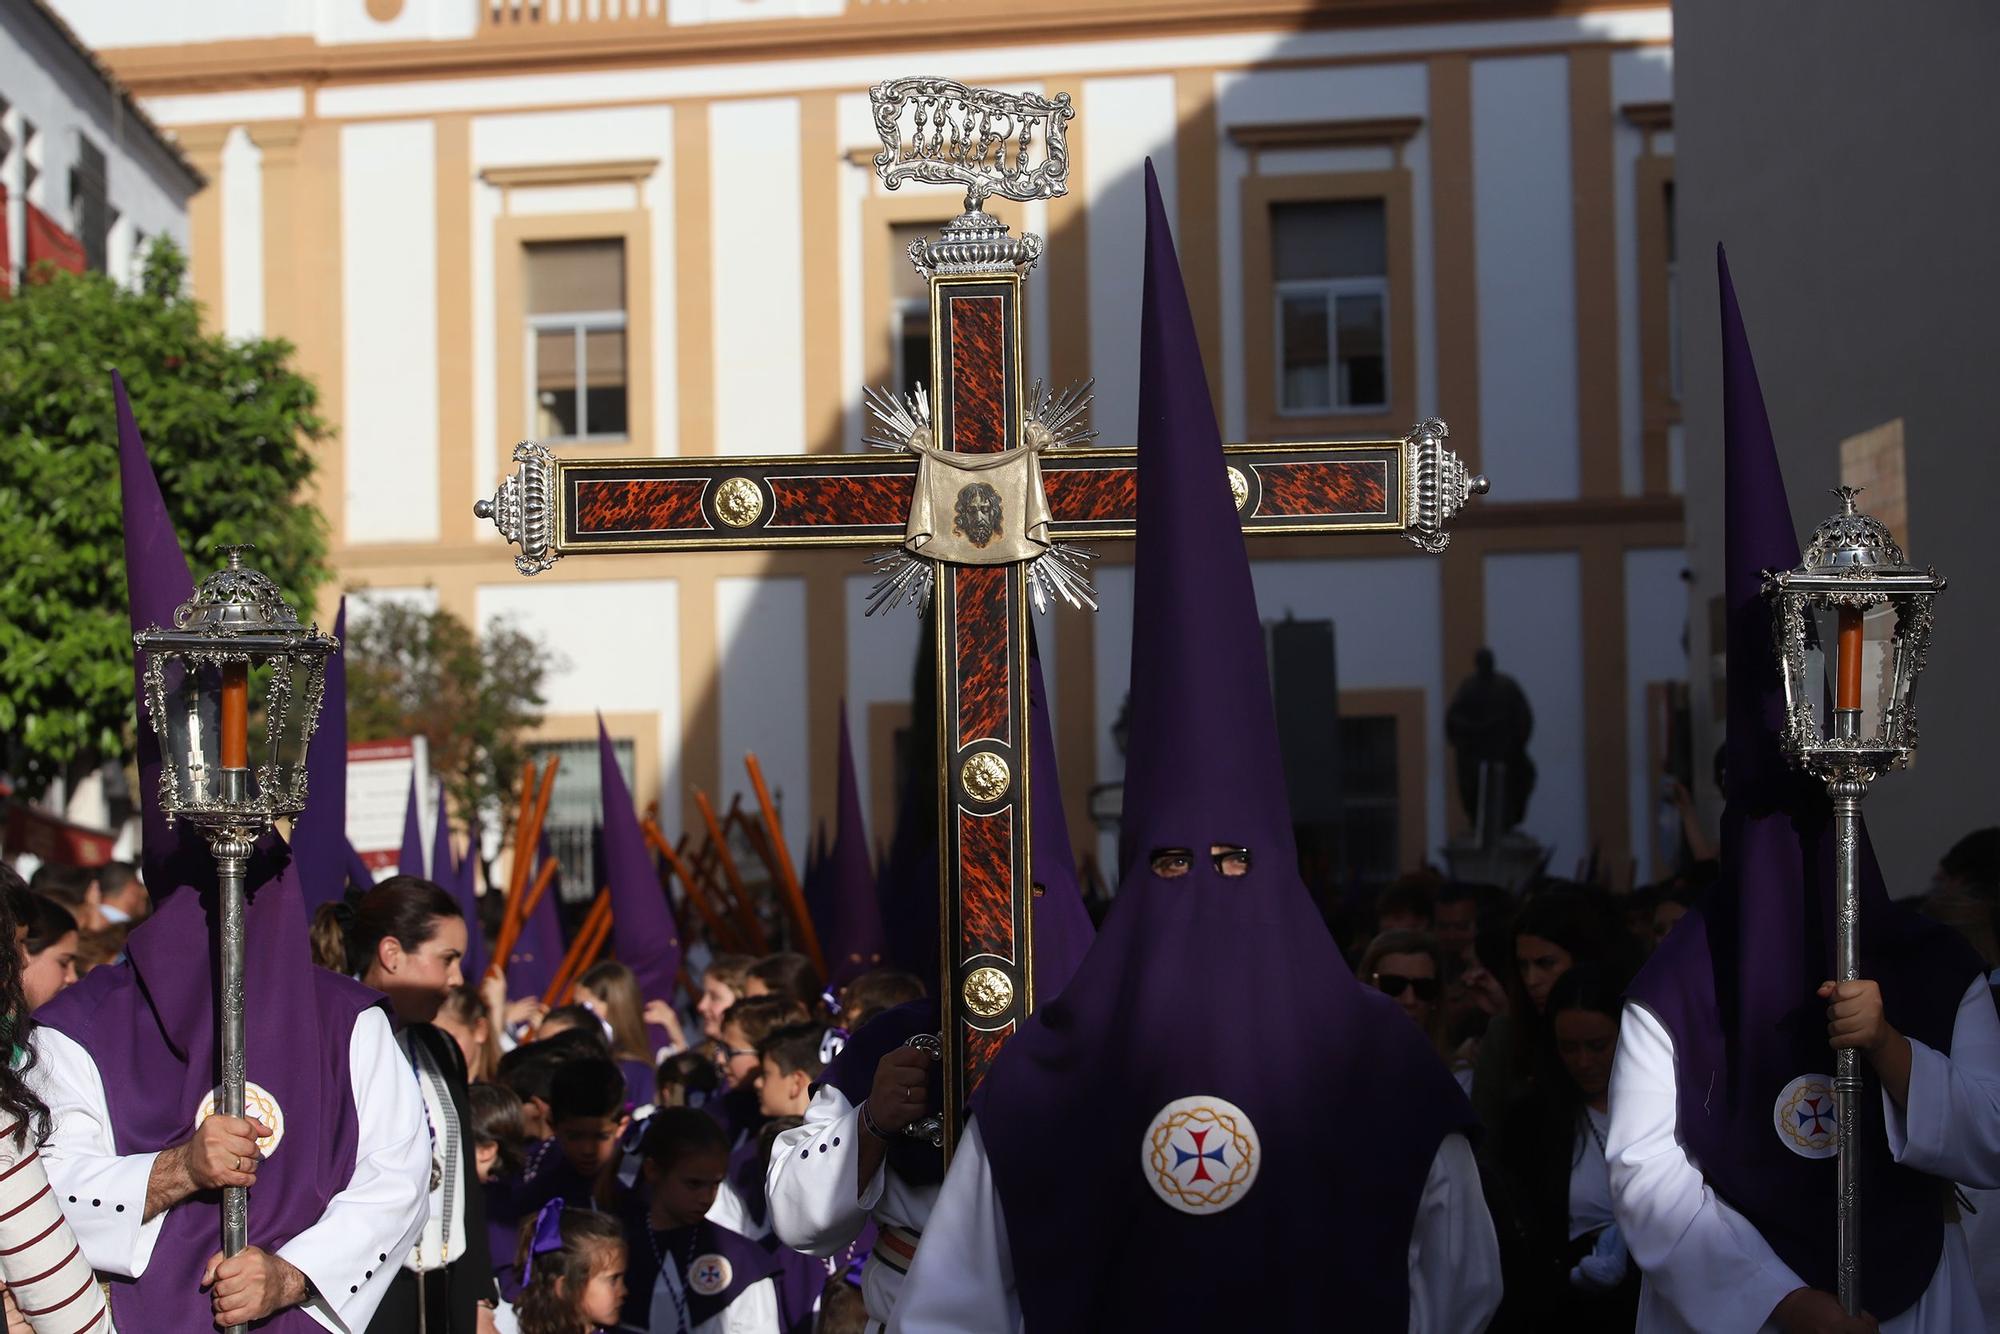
[1336,292,1386,408]
[585,384,628,437]
[1279,292,1331,413]
[897,307,930,402]
[1272,199,1387,281]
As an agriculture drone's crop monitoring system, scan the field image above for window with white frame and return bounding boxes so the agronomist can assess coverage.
[889,221,932,402]
[1271,199,1388,415]
[526,238,628,441]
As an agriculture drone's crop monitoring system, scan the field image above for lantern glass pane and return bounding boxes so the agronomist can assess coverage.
[1805,603,1898,744]
[169,657,223,805]
[265,655,312,782]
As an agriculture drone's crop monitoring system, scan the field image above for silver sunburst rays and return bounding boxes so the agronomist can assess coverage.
[863,378,1099,617]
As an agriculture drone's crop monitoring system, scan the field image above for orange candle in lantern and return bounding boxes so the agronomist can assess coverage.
[1836,607,1863,712]
[220,661,250,769]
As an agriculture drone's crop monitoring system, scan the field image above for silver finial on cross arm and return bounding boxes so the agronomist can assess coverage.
[473,441,558,575]
[1403,419,1488,554]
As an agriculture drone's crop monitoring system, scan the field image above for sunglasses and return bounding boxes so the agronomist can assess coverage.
[1372,972,1439,1003]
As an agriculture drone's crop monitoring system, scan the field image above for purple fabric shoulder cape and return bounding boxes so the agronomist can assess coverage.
[37,857,384,1332]
[1626,251,1980,1318]
[970,164,1474,1333]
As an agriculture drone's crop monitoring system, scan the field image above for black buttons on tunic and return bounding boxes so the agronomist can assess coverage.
[115,1205,124,1213]
[832,1138,840,1147]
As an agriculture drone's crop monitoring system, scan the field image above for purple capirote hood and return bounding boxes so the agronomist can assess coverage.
[821,709,889,989]
[115,372,200,895]
[292,598,354,910]
[968,163,1473,1333]
[599,714,684,1051]
[1625,248,1979,1317]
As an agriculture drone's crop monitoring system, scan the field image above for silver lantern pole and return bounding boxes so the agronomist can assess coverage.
[1765,488,1944,1316]
[135,546,335,1334]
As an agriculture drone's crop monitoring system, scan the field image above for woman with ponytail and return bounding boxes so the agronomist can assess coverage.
[343,877,500,1334]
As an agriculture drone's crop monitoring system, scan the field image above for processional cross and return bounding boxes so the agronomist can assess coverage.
[476,78,1485,1151]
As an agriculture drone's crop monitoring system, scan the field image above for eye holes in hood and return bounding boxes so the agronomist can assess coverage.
[1147,845,1252,878]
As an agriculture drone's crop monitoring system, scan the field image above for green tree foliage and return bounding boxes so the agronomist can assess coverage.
[345,601,558,844]
[0,242,330,793]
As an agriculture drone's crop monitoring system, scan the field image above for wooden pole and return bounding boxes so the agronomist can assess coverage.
[696,789,767,952]
[644,817,738,951]
[493,757,560,966]
[544,890,612,1009]
[744,752,823,976]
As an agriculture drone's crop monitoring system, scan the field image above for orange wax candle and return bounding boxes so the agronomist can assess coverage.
[220,662,250,769]
[1836,607,1863,712]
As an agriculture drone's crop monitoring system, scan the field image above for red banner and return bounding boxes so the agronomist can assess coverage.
[2,803,115,869]
[25,201,84,278]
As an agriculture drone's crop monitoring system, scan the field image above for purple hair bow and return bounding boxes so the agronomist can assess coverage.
[523,1199,566,1283]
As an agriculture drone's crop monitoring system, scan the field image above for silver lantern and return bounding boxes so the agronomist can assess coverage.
[1763,487,1944,1315]
[133,544,335,1329]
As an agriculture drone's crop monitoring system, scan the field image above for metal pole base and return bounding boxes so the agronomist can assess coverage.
[1830,781,1865,1317]
[209,831,254,1334]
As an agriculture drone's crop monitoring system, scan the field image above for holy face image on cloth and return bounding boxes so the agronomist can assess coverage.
[953,481,1004,548]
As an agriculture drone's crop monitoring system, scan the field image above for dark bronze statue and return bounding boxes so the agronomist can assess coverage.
[1445,647,1536,837]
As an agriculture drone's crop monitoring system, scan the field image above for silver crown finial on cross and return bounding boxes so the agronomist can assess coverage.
[869,77,1074,280]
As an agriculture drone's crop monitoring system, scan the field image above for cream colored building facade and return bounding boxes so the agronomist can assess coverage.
[61,0,1688,889]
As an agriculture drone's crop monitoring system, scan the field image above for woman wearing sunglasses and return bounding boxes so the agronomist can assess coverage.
[1360,930,1450,1060]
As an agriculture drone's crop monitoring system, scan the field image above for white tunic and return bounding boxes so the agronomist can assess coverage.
[766,1084,939,1333]
[1607,978,2000,1333]
[29,1009,430,1334]
[885,1122,1499,1334]
[649,1264,780,1334]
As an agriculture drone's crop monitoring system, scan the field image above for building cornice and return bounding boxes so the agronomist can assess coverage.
[97,0,1672,99]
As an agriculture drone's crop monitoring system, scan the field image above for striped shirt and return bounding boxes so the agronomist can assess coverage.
[0,1119,108,1332]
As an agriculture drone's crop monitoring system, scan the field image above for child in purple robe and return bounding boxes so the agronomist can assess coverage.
[613,1109,788,1333]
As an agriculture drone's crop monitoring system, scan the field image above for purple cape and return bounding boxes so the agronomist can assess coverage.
[970,164,1473,1332]
[1625,251,1979,1317]
[37,858,383,1332]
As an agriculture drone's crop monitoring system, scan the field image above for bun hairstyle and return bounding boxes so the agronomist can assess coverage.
[314,877,462,977]
[514,1203,623,1334]
[467,1082,528,1179]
